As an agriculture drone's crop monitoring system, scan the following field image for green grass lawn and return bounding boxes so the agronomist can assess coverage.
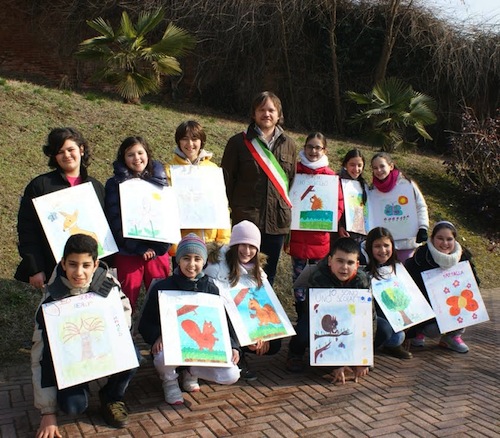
[0,77,497,367]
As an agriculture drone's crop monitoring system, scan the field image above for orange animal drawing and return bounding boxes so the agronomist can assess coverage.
[181,319,219,351]
[59,209,99,243]
[248,298,280,326]
[310,194,323,210]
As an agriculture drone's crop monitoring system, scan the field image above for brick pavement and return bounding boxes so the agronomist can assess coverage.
[1,288,498,438]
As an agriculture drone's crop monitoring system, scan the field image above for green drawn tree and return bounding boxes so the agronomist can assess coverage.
[381,287,412,325]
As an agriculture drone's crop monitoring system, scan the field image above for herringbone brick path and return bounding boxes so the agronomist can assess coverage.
[1,289,498,437]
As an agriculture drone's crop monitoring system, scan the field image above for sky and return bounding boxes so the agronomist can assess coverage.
[427,0,500,26]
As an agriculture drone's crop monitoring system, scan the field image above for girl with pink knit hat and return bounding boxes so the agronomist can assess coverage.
[205,220,282,381]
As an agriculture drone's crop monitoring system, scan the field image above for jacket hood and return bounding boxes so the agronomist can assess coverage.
[112,160,167,186]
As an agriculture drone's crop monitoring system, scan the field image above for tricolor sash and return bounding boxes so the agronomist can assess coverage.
[243,132,292,207]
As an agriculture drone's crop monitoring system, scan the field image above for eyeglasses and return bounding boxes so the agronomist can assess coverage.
[305,144,324,152]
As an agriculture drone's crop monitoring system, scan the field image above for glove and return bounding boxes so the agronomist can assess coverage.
[416,228,428,243]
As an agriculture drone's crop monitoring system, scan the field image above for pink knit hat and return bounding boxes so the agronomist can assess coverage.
[229,220,261,251]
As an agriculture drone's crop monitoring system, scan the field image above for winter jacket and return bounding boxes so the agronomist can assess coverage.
[166,151,230,256]
[289,160,343,260]
[31,262,132,414]
[221,124,297,235]
[138,269,240,352]
[104,160,170,257]
[15,169,105,282]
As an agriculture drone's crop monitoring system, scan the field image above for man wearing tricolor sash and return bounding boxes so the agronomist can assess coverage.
[222,91,297,285]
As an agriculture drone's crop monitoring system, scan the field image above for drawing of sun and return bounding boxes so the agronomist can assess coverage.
[398,196,408,205]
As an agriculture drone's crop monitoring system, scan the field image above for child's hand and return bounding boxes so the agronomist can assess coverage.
[152,336,163,355]
[338,227,350,238]
[36,413,61,438]
[143,249,157,261]
[231,348,240,365]
[351,366,369,382]
[29,272,46,289]
[416,228,428,243]
[247,339,270,356]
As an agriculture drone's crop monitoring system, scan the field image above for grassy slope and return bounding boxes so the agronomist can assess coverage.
[0,78,497,366]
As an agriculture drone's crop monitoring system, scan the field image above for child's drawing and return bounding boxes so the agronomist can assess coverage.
[158,290,233,366]
[309,288,373,367]
[290,174,339,231]
[341,180,368,235]
[119,179,181,243]
[33,182,117,260]
[371,265,435,332]
[42,289,139,389]
[170,166,231,229]
[216,279,295,346]
[421,260,489,333]
[367,183,418,240]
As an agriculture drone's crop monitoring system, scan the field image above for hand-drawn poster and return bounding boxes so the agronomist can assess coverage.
[42,288,139,389]
[341,179,369,235]
[367,182,418,240]
[216,278,295,347]
[33,182,118,260]
[119,179,181,244]
[290,174,339,231]
[371,265,435,332]
[158,290,233,367]
[170,166,231,229]
[421,261,488,333]
[309,288,373,367]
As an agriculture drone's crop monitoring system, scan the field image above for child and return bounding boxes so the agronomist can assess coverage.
[335,149,369,244]
[370,152,429,263]
[205,220,282,380]
[405,221,480,353]
[138,233,240,405]
[166,120,230,259]
[364,227,412,359]
[32,234,137,437]
[16,127,105,288]
[105,136,171,311]
[287,238,391,382]
[288,133,343,321]
[222,91,297,285]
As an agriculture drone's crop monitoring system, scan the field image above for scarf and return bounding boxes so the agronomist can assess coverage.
[427,239,463,270]
[298,149,329,170]
[372,168,400,193]
[174,146,213,165]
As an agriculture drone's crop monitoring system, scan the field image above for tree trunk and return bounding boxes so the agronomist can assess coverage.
[328,0,344,133]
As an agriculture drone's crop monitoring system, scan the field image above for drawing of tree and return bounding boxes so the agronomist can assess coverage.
[381,287,412,325]
[62,317,105,360]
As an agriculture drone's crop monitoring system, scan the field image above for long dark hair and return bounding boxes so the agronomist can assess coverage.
[116,136,153,176]
[225,245,264,288]
[342,148,368,204]
[365,227,398,280]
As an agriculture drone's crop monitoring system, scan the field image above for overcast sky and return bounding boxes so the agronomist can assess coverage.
[427,0,500,25]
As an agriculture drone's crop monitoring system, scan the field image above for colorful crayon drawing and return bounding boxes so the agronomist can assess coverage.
[158,290,233,367]
[421,261,489,333]
[217,279,295,347]
[33,182,118,261]
[119,179,181,244]
[309,288,373,367]
[371,265,435,332]
[170,166,231,229]
[367,182,418,240]
[290,174,339,231]
[341,180,369,235]
[42,289,139,389]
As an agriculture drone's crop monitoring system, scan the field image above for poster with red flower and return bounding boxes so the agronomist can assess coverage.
[421,261,489,333]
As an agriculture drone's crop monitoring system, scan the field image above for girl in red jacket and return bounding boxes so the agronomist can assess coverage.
[288,133,344,320]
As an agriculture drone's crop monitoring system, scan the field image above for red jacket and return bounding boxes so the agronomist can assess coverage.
[289,162,344,260]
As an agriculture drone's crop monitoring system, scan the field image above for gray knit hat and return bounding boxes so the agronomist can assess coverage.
[175,233,207,263]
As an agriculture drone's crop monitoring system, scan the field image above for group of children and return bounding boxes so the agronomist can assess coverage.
[17,92,480,437]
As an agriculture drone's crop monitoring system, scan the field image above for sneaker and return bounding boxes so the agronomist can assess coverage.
[100,400,129,428]
[411,333,425,347]
[381,345,413,360]
[163,379,184,405]
[286,355,305,373]
[238,353,258,381]
[439,334,469,353]
[182,370,200,392]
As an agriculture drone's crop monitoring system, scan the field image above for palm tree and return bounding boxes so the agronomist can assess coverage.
[346,77,437,152]
[75,8,195,103]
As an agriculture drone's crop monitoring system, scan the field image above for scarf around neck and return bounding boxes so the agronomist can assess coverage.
[298,149,329,170]
[372,168,400,192]
[427,239,462,269]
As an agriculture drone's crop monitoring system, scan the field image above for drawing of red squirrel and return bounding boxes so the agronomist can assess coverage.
[181,319,218,351]
[248,298,280,326]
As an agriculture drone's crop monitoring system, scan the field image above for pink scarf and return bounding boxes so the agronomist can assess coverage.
[373,169,399,193]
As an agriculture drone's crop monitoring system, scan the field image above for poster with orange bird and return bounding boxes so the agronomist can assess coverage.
[421,261,489,333]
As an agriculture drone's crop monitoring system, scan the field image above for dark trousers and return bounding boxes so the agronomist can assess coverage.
[260,233,285,286]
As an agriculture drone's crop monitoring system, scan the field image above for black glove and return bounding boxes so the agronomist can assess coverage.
[416,228,428,243]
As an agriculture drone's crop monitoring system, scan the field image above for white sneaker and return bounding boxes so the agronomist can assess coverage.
[163,379,184,405]
[182,369,200,392]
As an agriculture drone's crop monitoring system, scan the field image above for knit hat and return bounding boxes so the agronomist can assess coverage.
[229,220,261,251]
[176,233,207,263]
